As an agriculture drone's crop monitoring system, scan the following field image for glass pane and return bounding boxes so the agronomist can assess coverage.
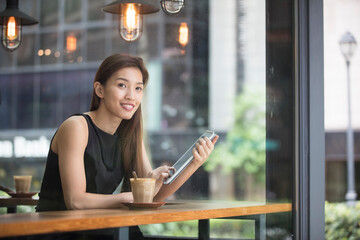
[0,75,12,129]
[0,1,295,238]
[62,71,82,118]
[164,23,190,52]
[324,2,360,238]
[0,48,14,69]
[16,74,34,128]
[82,70,96,112]
[64,31,82,63]
[87,28,106,62]
[65,0,82,23]
[20,0,37,20]
[39,73,58,128]
[111,29,132,54]
[88,0,106,21]
[324,0,360,201]
[40,0,58,27]
[162,62,192,129]
[265,0,294,238]
[18,34,36,66]
[40,33,58,65]
[143,23,159,58]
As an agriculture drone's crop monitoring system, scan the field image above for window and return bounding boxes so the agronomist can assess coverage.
[0,0,312,238]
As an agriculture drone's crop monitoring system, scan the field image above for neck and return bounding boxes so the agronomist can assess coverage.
[87,108,122,135]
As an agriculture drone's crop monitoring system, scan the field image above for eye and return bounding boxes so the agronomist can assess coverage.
[136,86,143,91]
[118,83,126,88]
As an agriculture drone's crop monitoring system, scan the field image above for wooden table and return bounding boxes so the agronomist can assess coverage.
[0,201,291,240]
[0,196,38,213]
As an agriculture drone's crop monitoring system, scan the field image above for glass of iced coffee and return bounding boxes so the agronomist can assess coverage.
[130,178,156,203]
[13,175,32,193]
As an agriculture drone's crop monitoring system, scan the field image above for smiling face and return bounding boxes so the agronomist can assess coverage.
[95,67,144,121]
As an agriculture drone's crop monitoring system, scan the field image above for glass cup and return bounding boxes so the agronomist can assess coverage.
[130,178,156,203]
[13,175,32,193]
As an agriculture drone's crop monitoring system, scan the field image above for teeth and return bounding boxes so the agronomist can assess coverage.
[123,104,134,109]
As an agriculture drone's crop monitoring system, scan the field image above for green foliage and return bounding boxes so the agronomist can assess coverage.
[140,220,198,237]
[204,87,266,183]
[140,219,255,239]
[325,201,360,240]
[210,219,254,239]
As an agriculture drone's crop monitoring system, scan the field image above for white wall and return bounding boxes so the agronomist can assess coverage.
[209,0,237,131]
[243,0,266,88]
[209,0,265,131]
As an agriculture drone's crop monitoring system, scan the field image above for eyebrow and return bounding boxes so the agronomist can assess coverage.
[116,77,144,85]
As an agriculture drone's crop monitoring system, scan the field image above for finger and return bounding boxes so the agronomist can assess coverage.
[193,147,201,160]
[161,172,170,179]
[199,137,206,143]
[203,137,214,151]
[160,165,171,172]
[162,166,174,176]
[198,138,210,153]
[211,135,219,144]
[199,138,212,155]
[196,143,207,158]
[168,166,176,175]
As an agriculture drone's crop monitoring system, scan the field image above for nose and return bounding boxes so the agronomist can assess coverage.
[125,88,135,100]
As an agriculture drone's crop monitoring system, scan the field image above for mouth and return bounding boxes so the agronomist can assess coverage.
[121,103,135,111]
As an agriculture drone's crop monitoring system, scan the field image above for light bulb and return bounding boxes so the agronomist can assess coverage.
[161,0,184,15]
[1,16,21,51]
[179,22,188,48]
[66,34,77,52]
[119,4,142,42]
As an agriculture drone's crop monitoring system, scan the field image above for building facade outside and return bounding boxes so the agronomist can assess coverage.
[324,0,360,202]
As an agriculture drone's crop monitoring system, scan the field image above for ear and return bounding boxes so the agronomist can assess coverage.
[94,82,104,98]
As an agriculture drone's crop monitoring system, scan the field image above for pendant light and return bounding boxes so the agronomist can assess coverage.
[178,22,188,55]
[102,0,159,42]
[178,22,188,48]
[161,0,184,15]
[0,0,38,52]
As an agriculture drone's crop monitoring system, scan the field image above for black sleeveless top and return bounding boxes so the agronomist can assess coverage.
[36,114,124,212]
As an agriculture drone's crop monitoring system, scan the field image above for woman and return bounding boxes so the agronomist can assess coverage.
[36,54,218,238]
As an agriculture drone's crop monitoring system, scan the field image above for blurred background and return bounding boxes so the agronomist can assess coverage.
[0,0,266,202]
[0,1,268,238]
[324,0,360,202]
[0,0,359,239]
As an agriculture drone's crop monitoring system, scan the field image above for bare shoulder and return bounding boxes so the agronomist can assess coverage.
[52,115,88,152]
[59,115,88,134]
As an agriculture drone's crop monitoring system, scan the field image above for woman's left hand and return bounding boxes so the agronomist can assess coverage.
[148,165,175,194]
[192,135,219,166]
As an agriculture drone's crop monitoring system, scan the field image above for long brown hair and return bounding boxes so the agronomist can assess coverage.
[90,54,149,191]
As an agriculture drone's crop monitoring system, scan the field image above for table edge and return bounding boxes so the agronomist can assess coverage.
[0,202,292,237]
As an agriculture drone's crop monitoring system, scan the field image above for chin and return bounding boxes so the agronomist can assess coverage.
[121,113,135,120]
[119,108,138,120]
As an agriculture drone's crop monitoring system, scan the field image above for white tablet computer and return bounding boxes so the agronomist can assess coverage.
[163,130,217,185]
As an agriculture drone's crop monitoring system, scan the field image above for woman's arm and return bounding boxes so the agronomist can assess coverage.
[154,136,218,201]
[54,116,132,210]
[140,142,174,195]
[140,136,219,202]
